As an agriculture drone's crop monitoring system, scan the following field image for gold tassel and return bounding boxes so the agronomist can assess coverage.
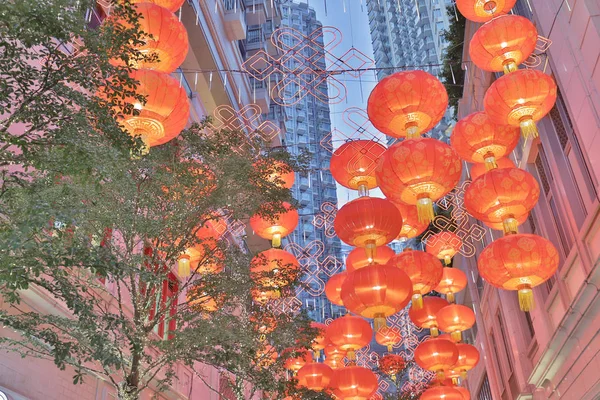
[272,233,282,248]
[357,182,369,198]
[391,374,397,383]
[452,377,460,385]
[484,155,498,171]
[461,370,468,381]
[518,284,534,312]
[406,124,420,139]
[444,255,452,265]
[502,59,518,74]
[412,293,424,310]
[430,326,439,337]
[365,241,377,260]
[387,344,393,352]
[374,314,387,331]
[436,370,446,382]
[451,330,462,343]
[502,217,519,236]
[178,254,191,277]
[416,196,435,224]
[347,349,356,361]
[520,116,539,139]
[447,292,455,304]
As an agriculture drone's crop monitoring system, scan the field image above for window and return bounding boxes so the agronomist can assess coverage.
[524,311,535,339]
[478,373,493,400]
[497,311,514,373]
[489,332,506,387]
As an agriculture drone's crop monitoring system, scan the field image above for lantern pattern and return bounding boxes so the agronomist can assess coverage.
[408,296,449,337]
[334,197,402,259]
[426,231,463,266]
[464,167,539,234]
[379,354,406,382]
[332,366,379,400]
[376,138,462,223]
[470,156,515,180]
[436,304,476,343]
[455,0,516,22]
[325,272,347,306]
[367,70,448,139]
[283,348,313,373]
[469,15,538,74]
[393,201,430,241]
[375,326,402,352]
[420,386,464,400]
[330,140,387,195]
[345,245,395,272]
[446,343,480,381]
[484,69,557,139]
[250,248,300,289]
[414,337,459,381]
[297,363,334,391]
[131,0,185,13]
[326,315,373,360]
[478,233,559,311]
[250,202,299,247]
[451,112,520,170]
[434,268,468,303]
[387,250,443,310]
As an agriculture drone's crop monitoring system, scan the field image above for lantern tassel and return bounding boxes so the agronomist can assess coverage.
[484,155,498,171]
[502,59,518,74]
[446,292,455,304]
[502,217,519,235]
[518,284,534,312]
[461,370,468,381]
[451,330,462,342]
[411,293,424,310]
[430,326,439,337]
[519,116,539,139]
[365,241,377,260]
[416,196,435,224]
[387,344,393,352]
[436,370,446,382]
[346,349,356,361]
[374,314,387,331]
[452,377,460,385]
[272,233,282,248]
[444,255,452,265]
[178,255,191,277]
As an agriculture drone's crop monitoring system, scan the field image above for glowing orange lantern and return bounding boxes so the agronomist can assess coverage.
[251,288,280,304]
[345,246,395,272]
[387,250,443,310]
[375,326,402,352]
[325,272,347,306]
[324,343,347,361]
[131,0,185,12]
[254,159,295,189]
[464,167,539,234]
[341,264,413,330]
[367,70,448,139]
[250,202,299,247]
[434,268,468,303]
[393,201,430,242]
[250,248,299,288]
[451,112,520,170]
[255,344,277,368]
[484,69,557,139]
[334,197,402,259]
[379,354,405,382]
[470,15,537,74]
[330,140,387,195]
[297,363,334,391]
[470,156,515,180]
[187,284,222,313]
[111,3,189,73]
[408,296,449,337]
[324,357,345,370]
[332,366,379,400]
[283,348,313,373]
[421,386,464,400]
[376,138,462,223]
[414,337,459,381]
[478,233,559,311]
[455,0,516,22]
[436,304,476,342]
[326,315,373,360]
[455,387,471,400]
[251,312,277,336]
[426,231,462,266]
[446,343,480,381]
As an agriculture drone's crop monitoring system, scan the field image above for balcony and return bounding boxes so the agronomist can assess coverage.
[222,0,247,41]
[244,0,268,26]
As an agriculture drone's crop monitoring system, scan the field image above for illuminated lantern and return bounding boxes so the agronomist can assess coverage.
[250,248,299,288]
[297,363,334,391]
[470,15,537,74]
[345,246,395,272]
[455,387,471,400]
[376,138,462,223]
[470,156,515,180]
[420,386,464,400]
[330,140,387,195]
[334,197,402,259]
[251,312,277,336]
[332,366,379,400]
[187,285,222,313]
[325,272,347,306]
[341,264,413,330]
[375,326,402,352]
[484,69,557,139]
[119,69,189,149]
[326,315,373,360]
[254,159,295,189]
[434,268,468,303]
[367,70,448,139]
[451,112,520,170]
[414,337,459,381]
[283,348,313,373]
[255,345,277,368]
[436,304,476,342]
[408,296,449,337]
[250,202,299,247]
[478,233,559,311]
[387,250,443,310]
[251,288,280,304]
[426,231,462,266]
[446,343,480,381]
[378,354,405,382]
[324,357,345,370]
[324,343,347,361]
[311,322,327,357]
[455,0,516,22]
[484,213,528,232]
[131,0,185,13]
[464,167,539,234]
[111,3,189,73]
[393,202,430,242]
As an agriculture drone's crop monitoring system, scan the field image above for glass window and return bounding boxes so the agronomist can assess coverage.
[478,373,493,400]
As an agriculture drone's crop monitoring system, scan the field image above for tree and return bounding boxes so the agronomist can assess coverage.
[439,5,466,118]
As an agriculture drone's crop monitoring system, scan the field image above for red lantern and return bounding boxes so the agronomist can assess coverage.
[470,15,537,74]
[367,70,448,139]
[376,138,462,223]
[464,167,539,234]
[297,363,334,391]
[436,304,476,343]
[426,231,462,266]
[250,248,299,289]
[446,343,480,381]
[478,233,559,311]
[325,273,347,306]
[250,202,299,247]
[408,296,449,337]
[470,156,515,180]
[434,268,468,303]
[326,315,373,360]
[484,69,557,139]
[334,197,402,259]
[131,0,185,13]
[283,348,313,373]
[455,0,516,22]
[393,201,430,242]
[451,112,520,170]
[378,354,406,382]
[375,326,402,352]
[254,159,295,189]
[387,250,443,310]
[455,387,471,400]
[251,288,280,304]
[345,246,395,272]
[414,337,459,381]
[332,366,379,400]
[330,140,387,195]
[420,386,464,400]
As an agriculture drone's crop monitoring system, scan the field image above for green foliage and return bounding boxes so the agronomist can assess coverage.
[439,5,466,118]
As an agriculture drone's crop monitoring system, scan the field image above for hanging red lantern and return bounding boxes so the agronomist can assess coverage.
[324,343,347,361]
[325,272,347,306]
[478,233,559,311]
[446,343,480,381]
[414,337,459,381]
[464,167,539,234]
[341,264,413,330]
[250,202,299,247]
[436,304,476,343]
[283,348,313,373]
[251,288,280,304]
[345,246,395,272]
[455,0,516,22]
[131,0,185,13]
[376,138,462,223]
[367,70,448,139]
[254,159,295,189]
[451,112,520,170]
[378,354,406,382]
[426,231,463,266]
[434,268,468,303]
[326,315,373,360]
[484,69,557,139]
[420,386,464,400]
[250,248,299,289]
[330,140,387,195]
[408,296,449,337]
[393,201,430,242]
[332,366,379,400]
[334,197,402,259]
[387,250,443,310]
[470,156,515,180]
[375,326,402,352]
[297,363,334,391]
